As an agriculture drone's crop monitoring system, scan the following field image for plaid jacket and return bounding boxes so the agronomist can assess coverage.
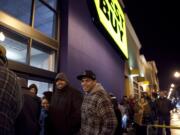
[81,83,117,135]
[0,63,23,134]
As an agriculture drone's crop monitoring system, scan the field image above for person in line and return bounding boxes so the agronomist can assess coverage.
[77,70,117,135]
[109,94,122,135]
[29,84,39,96]
[156,91,173,135]
[39,92,52,135]
[134,96,151,135]
[0,44,23,135]
[15,78,41,135]
[28,83,41,105]
[128,95,135,126]
[48,72,83,135]
[119,96,130,133]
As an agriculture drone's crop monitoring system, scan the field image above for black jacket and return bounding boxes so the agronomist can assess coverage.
[15,90,41,135]
[48,85,83,135]
[156,97,173,116]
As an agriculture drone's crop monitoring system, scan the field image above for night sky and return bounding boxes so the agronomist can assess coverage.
[123,0,180,91]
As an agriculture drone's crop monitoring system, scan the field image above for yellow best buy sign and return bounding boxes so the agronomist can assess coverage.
[88,0,128,59]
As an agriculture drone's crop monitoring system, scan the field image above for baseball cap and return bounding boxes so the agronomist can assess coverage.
[77,70,96,80]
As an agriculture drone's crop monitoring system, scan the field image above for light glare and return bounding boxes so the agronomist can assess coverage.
[0,32,5,41]
[174,71,180,78]
[171,83,175,88]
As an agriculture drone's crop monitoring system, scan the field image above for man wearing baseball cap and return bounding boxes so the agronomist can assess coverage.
[0,44,23,134]
[77,70,117,135]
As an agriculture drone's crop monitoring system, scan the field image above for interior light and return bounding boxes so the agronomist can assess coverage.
[0,32,5,41]
[129,69,139,77]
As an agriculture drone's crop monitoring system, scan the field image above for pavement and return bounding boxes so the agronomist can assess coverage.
[171,109,180,135]
[123,109,180,135]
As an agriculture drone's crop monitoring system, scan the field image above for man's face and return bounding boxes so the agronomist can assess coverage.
[56,79,67,90]
[30,88,36,96]
[80,77,96,93]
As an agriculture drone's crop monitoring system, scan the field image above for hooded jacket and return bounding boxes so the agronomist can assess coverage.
[156,97,173,116]
[48,75,82,135]
[15,90,41,135]
[81,83,117,135]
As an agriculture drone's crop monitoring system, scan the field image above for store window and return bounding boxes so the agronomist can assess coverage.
[0,0,58,86]
[0,0,32,24]
[41,0,57,10]
[0,27,28,64]
[28,80,53,97]
[34,0,56,38]
[30,40,55,72]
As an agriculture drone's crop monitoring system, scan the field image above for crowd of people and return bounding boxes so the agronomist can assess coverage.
[117,91,174,135]
[0,44,175,135]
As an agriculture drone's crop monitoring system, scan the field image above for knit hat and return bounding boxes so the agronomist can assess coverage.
[55,72,69,83]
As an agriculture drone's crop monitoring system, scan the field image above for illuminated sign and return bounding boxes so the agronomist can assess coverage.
[88,0,128,59]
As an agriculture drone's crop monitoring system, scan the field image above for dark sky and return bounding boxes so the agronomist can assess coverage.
[122,0,180,90]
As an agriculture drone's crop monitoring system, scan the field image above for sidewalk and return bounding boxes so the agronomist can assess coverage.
[123,109,180,135]
[171,109,180,135]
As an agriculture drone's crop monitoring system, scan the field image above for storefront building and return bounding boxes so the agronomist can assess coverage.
[124,14,142,99]
[0,0,128,100]
[60,0,128,100]
[123,8,159,99]
[139,56,159,95]
[0,0,59,97]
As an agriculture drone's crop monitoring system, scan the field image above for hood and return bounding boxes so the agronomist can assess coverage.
[90,83,106,94]
[55,72,69,83]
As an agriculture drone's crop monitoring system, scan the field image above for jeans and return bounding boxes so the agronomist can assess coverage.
[157,115,171,135]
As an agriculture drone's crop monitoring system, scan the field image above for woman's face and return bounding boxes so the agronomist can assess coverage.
[41,99,49,110]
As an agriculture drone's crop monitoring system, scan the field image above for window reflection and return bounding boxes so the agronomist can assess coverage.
[0,27,28,63]
[41,0,57,10]
[35,0,56,38]
[30,40,55,71]
[0,0,32,24]
[0,0,58,39]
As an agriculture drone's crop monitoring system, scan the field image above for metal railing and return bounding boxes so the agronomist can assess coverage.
[147,124,180,135]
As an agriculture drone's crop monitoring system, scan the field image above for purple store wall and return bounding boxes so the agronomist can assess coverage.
[59,0,125,101]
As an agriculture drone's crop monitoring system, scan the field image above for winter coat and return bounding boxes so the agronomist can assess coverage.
[156,97,173,117]
[39,109,49,135]
[134,100,151,125]
[81,83,117,135]
[48,85,82,135]
[15,90,41,135]
[0,63,23,135]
